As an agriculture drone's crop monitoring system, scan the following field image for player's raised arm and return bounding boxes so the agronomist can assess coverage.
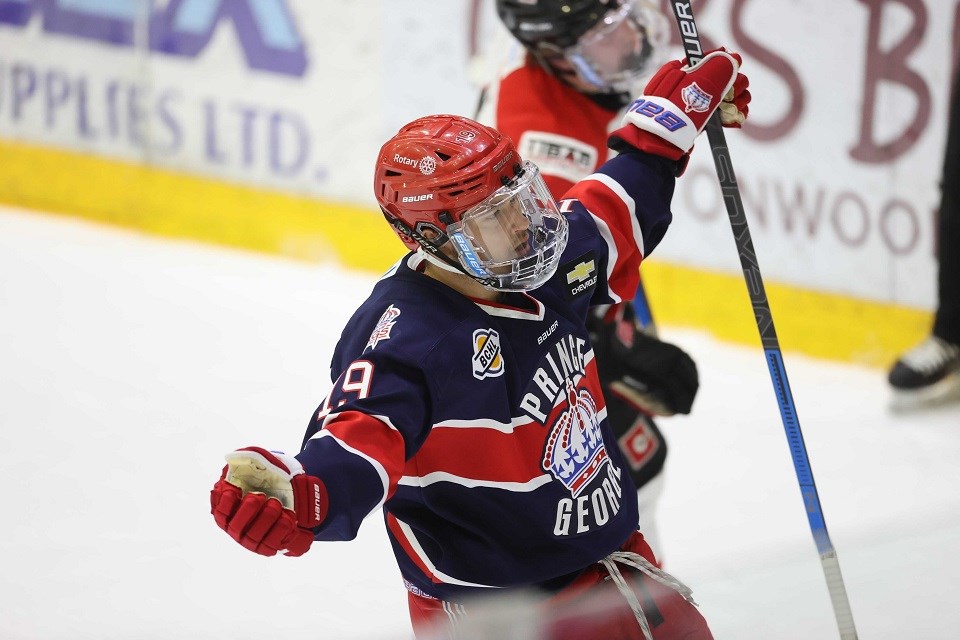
[563,49,750,303]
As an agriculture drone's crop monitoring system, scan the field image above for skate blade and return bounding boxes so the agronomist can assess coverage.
[889,372,960,412]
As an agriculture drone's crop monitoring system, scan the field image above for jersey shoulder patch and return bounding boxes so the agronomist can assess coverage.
[558,250,599,300]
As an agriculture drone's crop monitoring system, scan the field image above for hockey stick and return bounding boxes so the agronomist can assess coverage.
[667,3,859,639]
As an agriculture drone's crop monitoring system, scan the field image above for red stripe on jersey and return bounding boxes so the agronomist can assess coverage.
[323,410,405,499]
[412,420,547,482]
[411,358,606,483]
[565,177,642,301]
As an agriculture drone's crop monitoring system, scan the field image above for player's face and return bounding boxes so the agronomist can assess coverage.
[543,0,666,94]
[578,17,644,78]
[446,162,568,291]
[462,198,531,265]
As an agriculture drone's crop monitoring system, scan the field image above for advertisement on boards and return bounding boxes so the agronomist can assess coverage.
[0,0,482,203]
[0,0,957,312]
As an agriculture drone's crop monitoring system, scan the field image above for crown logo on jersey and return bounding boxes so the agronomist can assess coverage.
[366,304,401,351]
[681,81,713,113]
[542,380,609,497]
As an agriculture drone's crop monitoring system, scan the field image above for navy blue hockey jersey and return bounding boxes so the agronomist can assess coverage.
[298,151,676,601]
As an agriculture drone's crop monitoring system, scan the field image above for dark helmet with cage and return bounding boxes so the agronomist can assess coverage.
[374,114,568,292]
[495,0,667,94]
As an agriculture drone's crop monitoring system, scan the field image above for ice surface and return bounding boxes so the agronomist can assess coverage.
[1,206,957,639]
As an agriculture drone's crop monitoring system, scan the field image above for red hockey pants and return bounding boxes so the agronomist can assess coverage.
[407,531,713,640]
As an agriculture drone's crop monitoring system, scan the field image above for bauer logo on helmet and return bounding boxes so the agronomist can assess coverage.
[401,194,434,203]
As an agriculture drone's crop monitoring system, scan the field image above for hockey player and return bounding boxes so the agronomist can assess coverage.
[210,48,750,639]
[480,0,725,557]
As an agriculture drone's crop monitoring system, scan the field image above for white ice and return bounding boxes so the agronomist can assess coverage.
[1,205,958,640]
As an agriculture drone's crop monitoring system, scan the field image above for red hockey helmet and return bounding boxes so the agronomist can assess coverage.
[375,114,568,291]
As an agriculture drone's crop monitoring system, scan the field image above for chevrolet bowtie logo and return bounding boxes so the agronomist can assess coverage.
[566,260,596,284]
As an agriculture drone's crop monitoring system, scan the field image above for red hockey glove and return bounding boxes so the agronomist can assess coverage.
[609,49,750,163]
[210,447,328,557]
[718,69,750,128]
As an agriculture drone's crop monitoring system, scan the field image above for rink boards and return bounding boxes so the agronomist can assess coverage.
[0,0,950,366]
[0,137,930,367]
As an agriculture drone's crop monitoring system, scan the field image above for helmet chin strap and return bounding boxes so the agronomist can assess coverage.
[418,248,463,275]
[382,209,503,289]
[407,215,503,288]
[418,248,501,291]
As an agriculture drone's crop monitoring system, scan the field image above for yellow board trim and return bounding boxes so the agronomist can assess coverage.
[0,139,933,368]
[0,139,405,271]
[639,261,932,368]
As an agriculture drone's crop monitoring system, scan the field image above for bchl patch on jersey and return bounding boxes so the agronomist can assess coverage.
[617,414,661,471]
[681,81,713,113]
[366,304,400,351]
[518,131,598,184]
[561,252,598,299]
[542,381,611,497]
[472,328,504,380]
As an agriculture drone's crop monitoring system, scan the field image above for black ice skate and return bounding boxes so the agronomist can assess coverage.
[888,335,960,409]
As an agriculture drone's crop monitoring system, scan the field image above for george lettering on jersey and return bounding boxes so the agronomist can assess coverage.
[552,453,624,535]
[518,131,598,184]
[472,329,504,380]
[366,304,401,351]
[681,82,713,113]
[401,194,434,203]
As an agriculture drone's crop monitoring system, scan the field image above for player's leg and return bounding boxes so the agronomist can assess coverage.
[888,72,960,406]
[408,591,467,639]
[932,66,960,350]
[544,532,712,640]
